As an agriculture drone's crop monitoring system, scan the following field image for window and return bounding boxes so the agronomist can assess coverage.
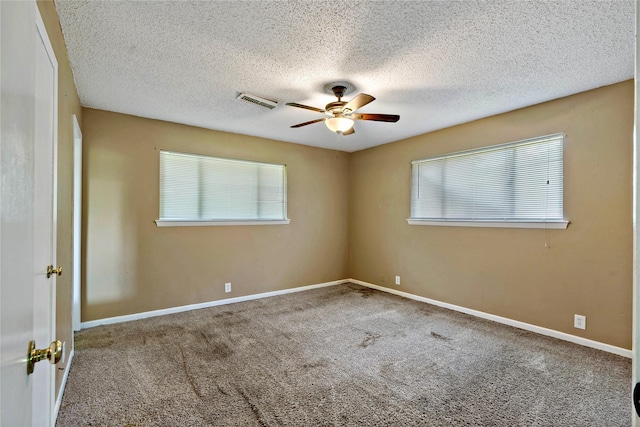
[409,134,567,229]
[156,151,288,226]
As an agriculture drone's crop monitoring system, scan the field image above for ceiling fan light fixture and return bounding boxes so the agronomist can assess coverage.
[325,117,354,133]
[288,83,398,136]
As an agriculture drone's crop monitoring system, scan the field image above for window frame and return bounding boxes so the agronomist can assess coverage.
[155,150,290,227]
[407,134,569,229]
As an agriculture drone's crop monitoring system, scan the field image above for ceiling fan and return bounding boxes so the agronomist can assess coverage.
[286,84,399,135]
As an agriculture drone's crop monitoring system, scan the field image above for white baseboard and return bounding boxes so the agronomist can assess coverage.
[349,279,632,359]
[54,348,74,422]
[81,279,349,329]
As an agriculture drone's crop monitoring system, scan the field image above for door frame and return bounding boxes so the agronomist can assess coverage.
[633,1,639,425]
[72,114,82,332]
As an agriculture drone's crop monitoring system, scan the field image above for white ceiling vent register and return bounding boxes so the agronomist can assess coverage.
[236,93,278,110]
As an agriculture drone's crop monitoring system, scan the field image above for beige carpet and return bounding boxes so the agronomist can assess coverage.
[56,283,631,426]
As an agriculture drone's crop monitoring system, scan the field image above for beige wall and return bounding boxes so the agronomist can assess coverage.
[81,109,350,321]
[84,82,633,350]
[36,0,82,400]
[350,81,633,349]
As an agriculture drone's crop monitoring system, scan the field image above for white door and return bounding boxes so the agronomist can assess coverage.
[33,7,59,427]
[0,2,59,426]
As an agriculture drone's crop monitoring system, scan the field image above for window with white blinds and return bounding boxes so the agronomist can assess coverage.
[158,151,287,225]
[409,134,567,228]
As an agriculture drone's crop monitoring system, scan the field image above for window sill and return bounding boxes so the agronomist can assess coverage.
[406,219,569,229]
[155,219,291,227]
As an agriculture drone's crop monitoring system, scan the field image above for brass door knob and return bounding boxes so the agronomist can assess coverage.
[46,265,62,278]
[26,340,62,375]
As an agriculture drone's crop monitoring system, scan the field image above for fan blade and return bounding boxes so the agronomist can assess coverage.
[286,102,325,114]
[290,118,326,128]
[342,127,355,136]
[352,113,400,122]
[343,93,375,112]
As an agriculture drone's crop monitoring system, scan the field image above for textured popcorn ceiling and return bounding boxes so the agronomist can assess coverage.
[55,1,634,152]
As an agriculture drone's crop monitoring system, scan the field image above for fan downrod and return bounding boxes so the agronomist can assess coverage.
[331,85,347,101]
[323,81,356,98]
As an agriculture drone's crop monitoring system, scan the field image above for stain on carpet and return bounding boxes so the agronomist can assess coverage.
[215,382,228,396]
[418,305,436,317]
[235,385,269,427]
[302,359,329,369]
[354,287,375,298]
[430,331,451,341]
[339,284,375,298]
[178,345,202,398]
[211,311,251,327]
[211,341,233,359]
[360,331,381,348]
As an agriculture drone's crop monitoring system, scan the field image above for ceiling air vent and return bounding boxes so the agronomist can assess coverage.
[236,93,278,110]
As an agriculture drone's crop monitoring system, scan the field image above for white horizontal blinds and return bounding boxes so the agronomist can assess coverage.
[257,164,287,219]
[512,139,563,220]
[160,151,286,221]
[411,134,563,221]
[201,158,258,219]
[160,152,199,219]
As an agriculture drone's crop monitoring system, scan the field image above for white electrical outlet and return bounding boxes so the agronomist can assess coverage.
[395,275,401,285]
[225,282,231,293]
[574,314,586,330]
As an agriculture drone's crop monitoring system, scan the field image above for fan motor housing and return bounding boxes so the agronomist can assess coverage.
[326,101,347,114]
